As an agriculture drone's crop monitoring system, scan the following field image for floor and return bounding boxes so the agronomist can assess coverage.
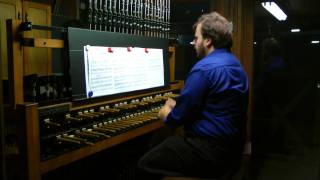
[251,94,320,180]
[252,153,320,180]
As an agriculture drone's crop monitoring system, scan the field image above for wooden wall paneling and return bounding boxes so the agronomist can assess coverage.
[22,1,51,76]
[209,0,242,62]
[64,0,79,18]
[0,0,22,79]
[240,0,254,141]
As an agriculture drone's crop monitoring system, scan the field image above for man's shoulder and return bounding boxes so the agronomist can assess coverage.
[193,52,238,71]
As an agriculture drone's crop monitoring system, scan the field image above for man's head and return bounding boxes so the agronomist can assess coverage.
[192,12,233,58]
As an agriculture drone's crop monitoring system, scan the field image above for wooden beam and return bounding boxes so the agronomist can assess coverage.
[22,38,64,48]
[6,19,24,108]
[34,38,64,48]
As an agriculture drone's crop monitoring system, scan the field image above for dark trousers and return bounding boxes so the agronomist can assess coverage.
[138,134,243,178]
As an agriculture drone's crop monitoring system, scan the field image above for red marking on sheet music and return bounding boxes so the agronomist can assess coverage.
[145,48,149,53]
[108,47,113,53]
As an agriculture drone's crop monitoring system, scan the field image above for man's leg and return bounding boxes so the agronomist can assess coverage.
[139,134,243,178]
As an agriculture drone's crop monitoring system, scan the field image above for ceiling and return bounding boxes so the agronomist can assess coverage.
[171,0,320,37]
[255,0,320,33]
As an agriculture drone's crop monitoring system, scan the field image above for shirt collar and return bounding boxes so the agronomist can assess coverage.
[207,48,228,57]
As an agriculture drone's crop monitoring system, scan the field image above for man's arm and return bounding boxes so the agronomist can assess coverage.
[164,70,210,127]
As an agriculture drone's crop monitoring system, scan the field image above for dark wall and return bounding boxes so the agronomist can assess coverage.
[175,45,198,80]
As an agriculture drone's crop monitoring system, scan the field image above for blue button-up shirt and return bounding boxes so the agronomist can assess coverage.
[165,49,249,141]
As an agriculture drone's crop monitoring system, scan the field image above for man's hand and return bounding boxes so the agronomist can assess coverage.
[165,98,176,109]
[158,98,176,121]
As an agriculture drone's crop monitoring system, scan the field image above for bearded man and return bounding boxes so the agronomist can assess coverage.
[138,11,249,179]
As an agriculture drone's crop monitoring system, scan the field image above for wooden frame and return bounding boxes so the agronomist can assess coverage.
[6,19,64,108]
[6,19,183,179]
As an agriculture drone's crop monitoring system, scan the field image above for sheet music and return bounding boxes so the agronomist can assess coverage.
[84,45,164,98]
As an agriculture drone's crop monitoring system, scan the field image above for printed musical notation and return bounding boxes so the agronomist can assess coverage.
[84,45,164,98]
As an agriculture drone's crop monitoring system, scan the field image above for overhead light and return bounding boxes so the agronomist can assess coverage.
[261,2,287,21]
[311,40,319,44]
[291,28,300,33]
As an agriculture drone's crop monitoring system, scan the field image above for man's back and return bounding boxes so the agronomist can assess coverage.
[167,48,249,142]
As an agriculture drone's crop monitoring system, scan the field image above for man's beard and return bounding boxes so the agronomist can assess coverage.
[196,44,206,59]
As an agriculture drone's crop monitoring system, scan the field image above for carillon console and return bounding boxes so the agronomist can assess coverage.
[39,91,178,161]
[7,85,182,180]
[5,17,180,180]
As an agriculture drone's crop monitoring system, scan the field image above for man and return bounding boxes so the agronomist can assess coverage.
[138,12,249,178]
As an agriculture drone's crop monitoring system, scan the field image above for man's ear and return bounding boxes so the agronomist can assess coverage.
[205,37,213,47]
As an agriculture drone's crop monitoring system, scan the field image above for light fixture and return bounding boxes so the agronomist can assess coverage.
[261,2,287,21]
[311,40,319,44]
[290,28,300,33]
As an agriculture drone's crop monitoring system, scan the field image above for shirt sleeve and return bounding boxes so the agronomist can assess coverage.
[164,69,210,127]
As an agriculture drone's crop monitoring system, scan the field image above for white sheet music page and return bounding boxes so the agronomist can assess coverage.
[84,45,164,98]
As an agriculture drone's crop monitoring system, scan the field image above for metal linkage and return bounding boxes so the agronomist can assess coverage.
[82,0,171,38]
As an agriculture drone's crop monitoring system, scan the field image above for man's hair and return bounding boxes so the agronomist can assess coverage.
[193,12,233,49]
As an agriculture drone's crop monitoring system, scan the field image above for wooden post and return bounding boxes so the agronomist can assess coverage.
[0,19,6,179]
[169,46,176,82]
[16,103,41,180]
[6,19,24,108]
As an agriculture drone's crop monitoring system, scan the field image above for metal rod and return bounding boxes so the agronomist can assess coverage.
[98,0,103,30]
[93,0,98,30]
[88,0,93,29]
[103,0,108,31]
[108,0,112,31]
[125,0,129,34]
[113,0,117,32]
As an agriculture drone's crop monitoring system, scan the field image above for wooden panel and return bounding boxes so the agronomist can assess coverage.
[210,0,242,61]
[0,0,21,79]
[240,0,254,141]
[23,1,51,76]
